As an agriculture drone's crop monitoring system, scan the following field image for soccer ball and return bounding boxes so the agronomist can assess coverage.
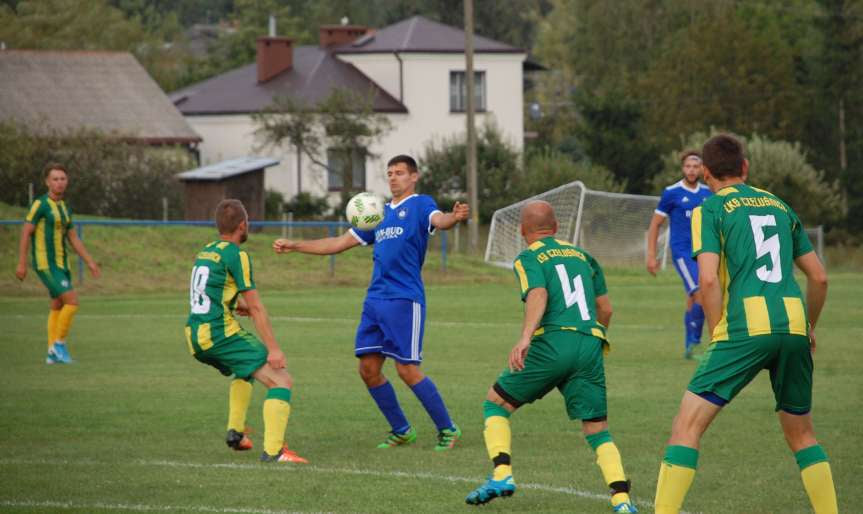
[346,192,385,230]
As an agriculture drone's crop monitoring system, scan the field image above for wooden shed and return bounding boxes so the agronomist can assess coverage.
[176,157,279,221]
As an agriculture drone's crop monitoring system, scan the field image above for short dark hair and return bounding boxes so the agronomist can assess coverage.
[680,150,701,164]
[215,199,248,234]
[387,154,418,173]
[702,134,745,179]
[43,162,67,179]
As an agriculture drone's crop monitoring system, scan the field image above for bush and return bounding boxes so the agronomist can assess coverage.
[521,149,623,196]
[418,124,521,223]
[285,192,330,219]
[651,131,845,226]
[0,122,195,219]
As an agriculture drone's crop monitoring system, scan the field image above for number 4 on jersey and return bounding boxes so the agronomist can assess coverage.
[555,264,590,321]
[190,265,211,314]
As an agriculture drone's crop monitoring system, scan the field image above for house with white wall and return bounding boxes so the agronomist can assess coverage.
[171,15,527,201]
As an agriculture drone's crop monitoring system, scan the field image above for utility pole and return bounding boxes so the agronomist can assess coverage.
[464,0,479,253]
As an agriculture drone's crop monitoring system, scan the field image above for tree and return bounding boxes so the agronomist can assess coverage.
[651,130,845,227]
[575,90,663,193]
[0,122,193,219]
[253,88,393,193]
[811,0,863,234]
[638,10,804,150]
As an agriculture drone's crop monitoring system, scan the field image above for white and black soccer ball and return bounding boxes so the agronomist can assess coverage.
[346,192,385,230]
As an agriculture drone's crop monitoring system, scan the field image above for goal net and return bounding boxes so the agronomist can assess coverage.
[485,181,668,268]
[485,180,826,269]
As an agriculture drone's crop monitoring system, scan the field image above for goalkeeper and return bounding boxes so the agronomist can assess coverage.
[465,200,637,513]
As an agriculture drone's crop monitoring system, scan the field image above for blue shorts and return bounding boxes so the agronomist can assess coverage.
[672,254,699,295]
[355,298,425,364]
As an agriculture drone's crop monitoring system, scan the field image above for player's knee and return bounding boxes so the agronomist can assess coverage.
[272,369,293,389]
[60,291,79,306]
[357,360,383,385]
[394,363,423,385]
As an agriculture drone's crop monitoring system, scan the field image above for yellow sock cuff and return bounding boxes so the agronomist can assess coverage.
[57,304,79,341]
[227,379,253,432]
[483,415,512,460]
[263,398,292,456]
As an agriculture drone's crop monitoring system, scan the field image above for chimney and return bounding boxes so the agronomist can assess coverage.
[319,25,368,48]
[256,36,293,83]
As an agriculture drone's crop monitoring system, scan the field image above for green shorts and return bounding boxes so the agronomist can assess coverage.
[494,330,607,420]
[688,333,813,413]
[192,330,268,380]
[35,267,73,298]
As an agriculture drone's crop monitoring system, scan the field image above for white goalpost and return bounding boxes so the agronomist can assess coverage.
[485,181,826,269]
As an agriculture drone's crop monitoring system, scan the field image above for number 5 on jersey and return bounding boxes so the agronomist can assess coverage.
[555,264,590,321]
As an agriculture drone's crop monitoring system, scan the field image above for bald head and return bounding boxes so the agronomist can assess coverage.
[520,201,558,242]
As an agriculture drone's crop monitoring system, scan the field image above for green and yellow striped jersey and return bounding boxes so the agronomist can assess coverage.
[185,241,255,353]
[25,194,73,271]
[513,237,609,343]
[692,183,814,342]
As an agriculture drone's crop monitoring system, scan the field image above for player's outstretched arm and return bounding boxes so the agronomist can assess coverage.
[273,231,362,256]
[696,252,722,335]
[595,294,612,329]
[240,289,285,369]
[509,287,547,372]
[795,251,828,338]
[431,201,469,231]
[67,228,101,278]
[15,223,35,281]
[645,213,667,275]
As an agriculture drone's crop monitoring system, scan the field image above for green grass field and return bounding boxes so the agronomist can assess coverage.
[1,267,860,513]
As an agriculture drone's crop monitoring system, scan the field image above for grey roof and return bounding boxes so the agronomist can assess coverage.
[177,156,279,180]
[177,157,280,181]
[171,46,407,115]
[335,15,524,54]
[0,50,201,143]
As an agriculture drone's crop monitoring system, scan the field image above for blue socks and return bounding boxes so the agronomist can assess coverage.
[685,302,705,348]
[368,381,410,434]
[410,377,454,431]
[690,303,704,344]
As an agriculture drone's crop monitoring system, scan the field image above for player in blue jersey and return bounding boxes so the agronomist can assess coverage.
[647,151,713,359]
[273,154,469,450]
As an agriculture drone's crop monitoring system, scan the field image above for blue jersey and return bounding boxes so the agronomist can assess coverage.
[656,180,712,258]
[350,194,442,304]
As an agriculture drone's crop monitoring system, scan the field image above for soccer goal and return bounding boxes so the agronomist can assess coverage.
[485,181,669,268]
[485,181,826,269]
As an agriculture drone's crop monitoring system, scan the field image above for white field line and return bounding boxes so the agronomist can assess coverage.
[0,458,679,512]
[0,499,318,514]
[0,313,668,331]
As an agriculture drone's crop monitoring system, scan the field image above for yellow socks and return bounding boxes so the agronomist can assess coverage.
[227,379,253,432]
[796,445,838,514]
[56,304,79,342]
[262,387,292,456]
[586,430,632,508]
[655,445,698,514]
[483,400,512,480]
[47,309,61,349]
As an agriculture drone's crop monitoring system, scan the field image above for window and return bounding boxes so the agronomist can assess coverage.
[327,148,366,191]
[450,71,486,112]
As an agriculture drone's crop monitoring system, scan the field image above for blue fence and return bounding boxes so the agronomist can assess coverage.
[1,219,448,283]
